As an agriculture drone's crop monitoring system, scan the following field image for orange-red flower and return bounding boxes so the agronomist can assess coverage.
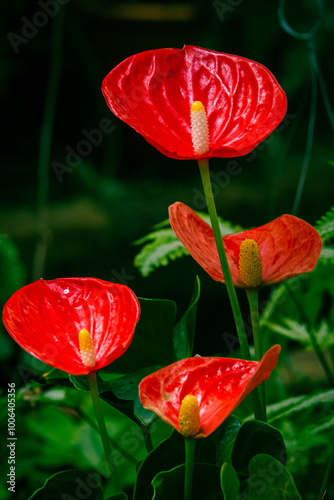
[139,345,280,438]
[102,45,287,160]
[169,202,322,287]
[2,278,140,375]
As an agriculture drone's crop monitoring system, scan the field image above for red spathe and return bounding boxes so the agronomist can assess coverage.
[169,202,322,287]
[102,45,287,160]
[3,277,140,375]
[139,345,280,438]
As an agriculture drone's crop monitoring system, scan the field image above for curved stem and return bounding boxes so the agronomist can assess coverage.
[184,438,196,500]
[33,5,64,280]
[198,159,263,421]
[313,54,334,133]
[87,371,121,493]
[317,444,334,500]
[284,283,334,387]
[246,288,267,421]
[292,39,317,216]
[278,0,324,40]
[308,328,334,387]
[198,160,249,358]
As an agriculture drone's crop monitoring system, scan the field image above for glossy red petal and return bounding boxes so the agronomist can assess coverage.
[2,278,140,375]
[102,46,287,160]
[139,345,280,437]
[169,202,322,287]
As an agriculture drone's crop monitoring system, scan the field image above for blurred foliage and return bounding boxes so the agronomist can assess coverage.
[133,213,242,277]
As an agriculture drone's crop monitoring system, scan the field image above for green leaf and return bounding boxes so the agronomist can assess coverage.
[261,264,334,341]
[264,318,310,343]
[152,463,223,500]
[214,415,242,466]
[264,318,334,351]
[247,454,302,499]
[69,372,107,392]
[133,214,242,277]
[318,246,334,265]
[232,421,286,474]
[101,366,162,426]
[316,206,334,242]
[27,469,104,500]
[134,228,189,277]
[133,431,185,500]
[173,276,201,359]
[134,429,229,500]
[220,462,240,500]
[105,297,177,373]
[267,389,334,423]
[265,389,334,486]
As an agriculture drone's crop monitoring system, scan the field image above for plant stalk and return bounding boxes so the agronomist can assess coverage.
[317,444,334,500]
[33,4,64,280]
[184,438,196,500]
[246,288,267,421]
[198,159,264,421]
[87,371,121,493]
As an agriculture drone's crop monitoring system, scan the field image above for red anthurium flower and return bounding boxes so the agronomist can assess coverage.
[139,345,280,438]
[102,45,287,160]
[169,202,322,288]
[2,278,140,376]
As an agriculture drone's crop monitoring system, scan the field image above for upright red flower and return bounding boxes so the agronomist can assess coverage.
[169,202,322,288]
[139,345,280,438]
[102,45,287,160]
[3,278,140,375]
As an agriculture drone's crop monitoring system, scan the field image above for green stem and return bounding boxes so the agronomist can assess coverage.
[198,159,263,421]
[33,5,64,280]
[184,438,196,500]
[284,283,334,387]
[246,289,267,421]
[87,371,121,493]
[308,328,334,387]
[292,38,317,216]
[317,444,334,500]
[198,160,249,358]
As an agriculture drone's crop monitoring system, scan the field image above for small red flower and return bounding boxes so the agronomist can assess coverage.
[2,278,140,375]
[102,45,287,160]
[139,345,280,438]
[169,202,322,287]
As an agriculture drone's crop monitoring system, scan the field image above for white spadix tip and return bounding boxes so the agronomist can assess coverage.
[190,101,210,155]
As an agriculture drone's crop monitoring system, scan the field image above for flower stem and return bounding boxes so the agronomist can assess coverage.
[33,5,64,280]
[246,288,267,421]
[284,282,334,387]
[317,444,334,500]
[87,371,121,493]
[198,159,263,421]
[292,38,317,216]
[308,328,334,388]
[184,438,196,500]
[198,160,249,357]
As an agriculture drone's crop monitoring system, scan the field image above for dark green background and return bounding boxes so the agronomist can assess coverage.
[1,0,333,355]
